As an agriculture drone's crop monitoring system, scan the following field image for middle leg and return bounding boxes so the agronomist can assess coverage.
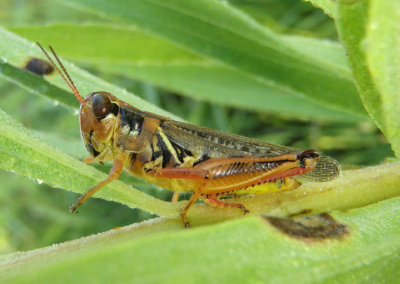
[149,167,209,228]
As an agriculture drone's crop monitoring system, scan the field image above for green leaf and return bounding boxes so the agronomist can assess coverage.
[63,0,366,119]
[335,0,400,157]
[366,0,400,157]
[303,0,337,19]
[336,1,384,131]
[1,196,400,283]
[9,24,362,121]
[0,26,179,120]
[0,61,79,109]
[225,0,338,38]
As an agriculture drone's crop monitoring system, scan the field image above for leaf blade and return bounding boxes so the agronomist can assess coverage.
[9,24,366,121]
[0,26,179,120]
[63,0,366,118]
[1,196,400,283]
[366,0,400,157]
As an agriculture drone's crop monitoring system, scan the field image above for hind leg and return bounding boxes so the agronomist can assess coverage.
[202,194,249,215]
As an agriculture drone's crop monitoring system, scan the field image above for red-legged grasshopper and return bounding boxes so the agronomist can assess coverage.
[37,43,340,228]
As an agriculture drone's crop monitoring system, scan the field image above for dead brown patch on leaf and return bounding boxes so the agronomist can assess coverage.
[24,57,54,75]
[263,213,349,241]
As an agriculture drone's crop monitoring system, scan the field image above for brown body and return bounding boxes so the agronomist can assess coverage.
[37,43,341,227]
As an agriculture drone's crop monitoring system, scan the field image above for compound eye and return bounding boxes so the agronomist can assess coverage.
[92,93,112,119]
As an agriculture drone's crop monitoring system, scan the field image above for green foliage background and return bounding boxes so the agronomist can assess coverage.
[0,0,399,283]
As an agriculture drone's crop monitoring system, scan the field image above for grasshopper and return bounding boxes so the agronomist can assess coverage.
[37,43,340,228]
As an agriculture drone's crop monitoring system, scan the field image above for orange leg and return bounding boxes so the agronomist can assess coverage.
[70,159,123,213]
[180,181,207,228]
[203,194,249,215]
[152,167,209,228]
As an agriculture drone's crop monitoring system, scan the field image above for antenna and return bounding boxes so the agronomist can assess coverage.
[36,42,84,104]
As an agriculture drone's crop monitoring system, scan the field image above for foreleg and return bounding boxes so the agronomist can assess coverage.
[70,159,123,213]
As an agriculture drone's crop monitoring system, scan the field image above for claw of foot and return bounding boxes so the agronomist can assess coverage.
[181,212,191,228]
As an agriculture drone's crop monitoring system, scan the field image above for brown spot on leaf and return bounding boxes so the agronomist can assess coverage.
[263,213,348,241]
[24,57,54,75]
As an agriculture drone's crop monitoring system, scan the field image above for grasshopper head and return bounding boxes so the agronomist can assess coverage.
[36,43,122,160]
[79,92,120,158]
